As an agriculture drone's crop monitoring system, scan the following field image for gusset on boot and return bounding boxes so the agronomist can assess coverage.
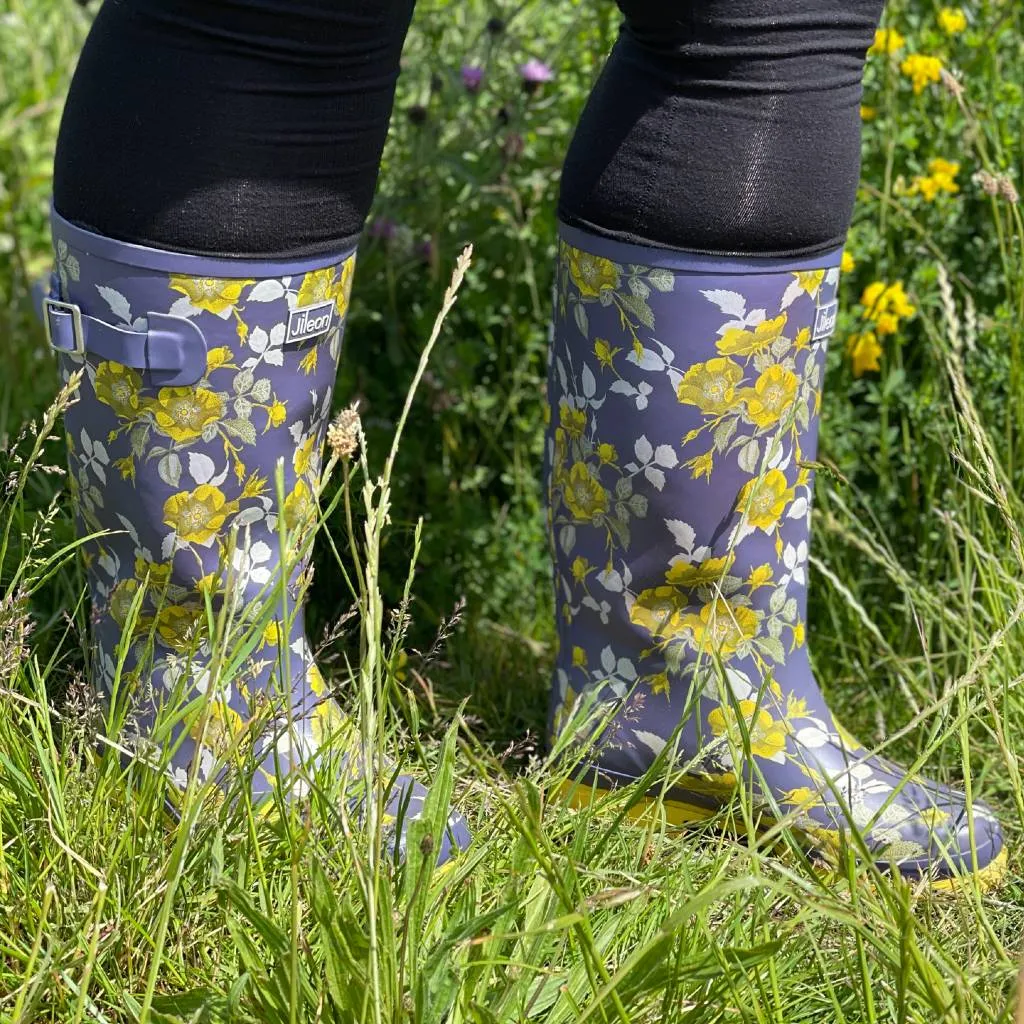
[545,223,1005,890]
[45,212,470,864]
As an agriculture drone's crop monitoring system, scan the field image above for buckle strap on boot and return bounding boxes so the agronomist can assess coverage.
[43,289,208,388]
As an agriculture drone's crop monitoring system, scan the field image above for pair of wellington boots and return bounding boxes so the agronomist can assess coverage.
[46,212,1004,887]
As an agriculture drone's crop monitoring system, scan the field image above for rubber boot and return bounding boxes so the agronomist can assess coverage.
[546,223,1005,890]
[45,212,470,865]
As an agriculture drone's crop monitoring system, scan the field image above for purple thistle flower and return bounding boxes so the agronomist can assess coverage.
[461,64,484,93]
[368,217,398,242]
[519,58,554,92]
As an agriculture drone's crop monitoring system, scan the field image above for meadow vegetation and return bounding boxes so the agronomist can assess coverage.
[1,0,1024,1020]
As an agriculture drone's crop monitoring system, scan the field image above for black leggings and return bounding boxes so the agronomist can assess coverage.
[54,0,884,260]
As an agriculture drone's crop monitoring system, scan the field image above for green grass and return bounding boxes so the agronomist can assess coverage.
[2,0,1024,1020]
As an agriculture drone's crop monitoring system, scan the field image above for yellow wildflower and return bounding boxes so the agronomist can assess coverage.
[150,387,224,442]
[169,276,253,315]
[860,105,878,121]
[163,484,232,545]
[909,157,960,201]
[868,27,905,55]
[736,470,794,532]
[685,598,761,657]
[565,245,620,298]
[676,356,745,413]
[740,365,799,429]
[563,462,608,522]
[900,54,943,94]
[708,699,789,759]
[846,331,882,376]
[938,7,966,35]
[841,251,856,274]
[717,315,788,359]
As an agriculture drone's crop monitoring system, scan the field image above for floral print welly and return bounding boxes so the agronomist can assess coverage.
[546,224,1004,887]
[50,214,469,864]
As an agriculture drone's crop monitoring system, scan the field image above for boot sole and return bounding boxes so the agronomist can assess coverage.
[559,779,1009,894]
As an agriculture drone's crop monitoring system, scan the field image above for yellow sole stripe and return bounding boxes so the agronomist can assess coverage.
[560,780,1009,894]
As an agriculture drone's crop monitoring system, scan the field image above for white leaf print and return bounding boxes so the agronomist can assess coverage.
[188,452,216,485]
[653,339,676,363]
[738,439,760,474]
[746,308,767,326]
[80,429,93,457]
[161,533,178,560]
[626,346,664,372]
[249,327,269,353]
[234,507,265,527]
[634,435,653,463]
[581,363,596,398]
[116,514,140,544]
[700,288,747,318]
[600,646,616,673]
[634,731,667,756]
[826,266,840,286]
[665,518,696,553]
[248,279,286,302]
[617,658,637,681]
[158,453,182,487]
[263,347,284,367]
[169,296,199,318]
[787,496,809,519]
[609,380,637,397]
[653,444,677,468]
[97,285,132,324]
[644,466,666,491]
[558,524,576,556]
[780,278,804,310]
[596,568,623,592]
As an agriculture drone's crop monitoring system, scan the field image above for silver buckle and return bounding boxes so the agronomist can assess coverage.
[43,297,86,355]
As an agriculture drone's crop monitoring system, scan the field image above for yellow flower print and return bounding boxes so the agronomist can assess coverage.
[205,346,234,373]
[594,337,620,368]
[559,402,587,439]
[676,357,744,414]
[781,786,821,810]
[740,365,799,429]
[791,621,806,650]
[572,646,587,668]
[736,470,795,532]
[169,276,253,315]
[262,620,280,647]
[649,673,670,696]
[792,269,825,298]
[150,387,225,442]
[938,7,966,35]
[708,700,789,760]
[665,553,735,589]
[154,602,205,651]
[241,472,267,499]
[565,245,620,299]
[571,556,592,582]
[786,694,809,719]
[868,27,905,55]
[267,400,287,428]
[687,452,714,481]
[920,807,951,829]
[847,331,882,376]
[746,564,774,590]
[163,484,232,545]
[684,598,760,657]
[793,327,811,352]
[834,720,863,752]
[841,251,856,274]
[109,577,141,627]
[299,348,319,375]
[597,442,618,465]
[134,557,173,587]
[563,462,608,523]
[293,434,317,477]
[629,586,688,641]
[336,257,355,316]
[94,361,143,420]
[900,53,943,94]
[716,315,788,359]
[283,478,316,528]
[192,700,247,756]
[296,267,340,309]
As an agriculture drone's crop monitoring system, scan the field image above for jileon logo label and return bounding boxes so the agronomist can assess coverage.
[812,300,838,341]
[287,300,335,343]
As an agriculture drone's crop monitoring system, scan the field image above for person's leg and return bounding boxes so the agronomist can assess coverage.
[47,0,469,863]
[547,0,1005,887]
